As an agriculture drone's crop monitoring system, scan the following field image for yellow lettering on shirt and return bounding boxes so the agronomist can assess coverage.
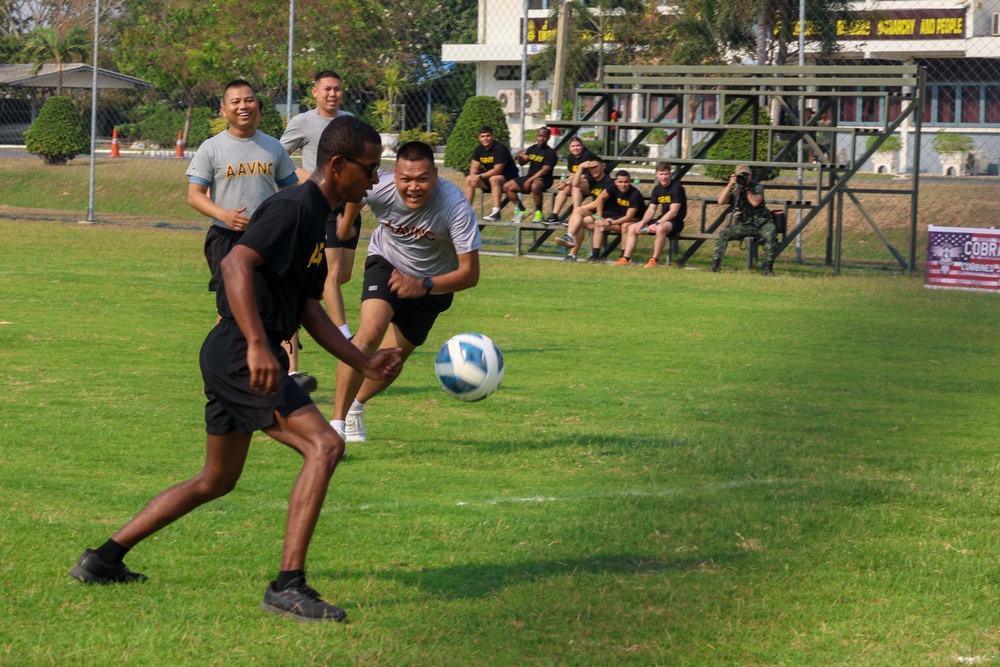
[225,161,275,180]
[307,242,325,268]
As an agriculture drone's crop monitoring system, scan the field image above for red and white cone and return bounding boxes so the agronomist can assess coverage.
[174,130,185,158]
[110,127,121,158]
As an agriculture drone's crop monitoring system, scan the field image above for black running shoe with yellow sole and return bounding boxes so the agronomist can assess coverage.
[69,549,148,584]
[260,577,346,622]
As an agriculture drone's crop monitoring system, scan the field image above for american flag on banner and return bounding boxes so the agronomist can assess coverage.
[925,225,1000,293]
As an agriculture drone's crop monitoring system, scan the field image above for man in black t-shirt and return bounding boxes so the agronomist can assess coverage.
[554,157,616,261]
[618,161,687,267]
[504,126,558,223]
[463,125,518,221]
[69,116,403,624]
[587,170,645,263]
[545,136,598,223]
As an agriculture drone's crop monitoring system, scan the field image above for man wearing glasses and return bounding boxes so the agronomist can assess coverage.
[70,117,403,623]
[330,141,482,444]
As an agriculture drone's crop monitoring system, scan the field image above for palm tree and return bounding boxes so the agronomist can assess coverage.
[23,26,90,96]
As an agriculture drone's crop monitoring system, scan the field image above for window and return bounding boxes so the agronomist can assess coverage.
[840,94,857,123]
[986,86,1000,123]
[937,86,955,124]
[961,86,980,124]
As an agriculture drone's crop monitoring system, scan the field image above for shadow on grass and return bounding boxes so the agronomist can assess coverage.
[333,551,748,601]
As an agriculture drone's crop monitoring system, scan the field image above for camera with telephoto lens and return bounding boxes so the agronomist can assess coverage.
[736,172,749,186]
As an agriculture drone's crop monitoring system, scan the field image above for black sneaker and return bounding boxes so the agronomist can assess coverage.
[289,372,318,394]
[261,577,346,622]
[543,213,560,224]
[69,549,148,585]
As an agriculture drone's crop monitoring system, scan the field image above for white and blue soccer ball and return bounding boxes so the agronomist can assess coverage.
[434,333,505,402]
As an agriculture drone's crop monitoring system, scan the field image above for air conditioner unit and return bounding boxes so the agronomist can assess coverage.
[524,89,548,115]
[498,89,520,114]
[993,13,1000,36]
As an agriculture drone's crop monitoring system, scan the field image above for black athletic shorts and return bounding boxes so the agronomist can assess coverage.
[204,225,244,292]
[200,319,313,434]
[361,255,453,347]
[646,218,685,238]
[325,205,363,251]
[514,174,554,191]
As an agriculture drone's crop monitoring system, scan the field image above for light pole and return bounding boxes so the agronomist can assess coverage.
[87,0,100,223]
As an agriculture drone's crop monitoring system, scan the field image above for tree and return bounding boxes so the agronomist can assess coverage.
[21,25,89,95]
[444,96,509,173]
[24,93,88,164]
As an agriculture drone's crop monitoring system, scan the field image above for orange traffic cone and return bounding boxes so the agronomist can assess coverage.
[174,130,185,158]
[110,127,121,158]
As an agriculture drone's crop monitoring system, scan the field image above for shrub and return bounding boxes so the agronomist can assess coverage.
[580,137,649,159]
[134,104,214,148]
[398,128,444,146]
[702,101,782,181]
[257,96,285,139]
[932,132,974,154]
[647,128,669,144]
[444,96,510,173]
[24,95,89,165]
[865,134,901,152]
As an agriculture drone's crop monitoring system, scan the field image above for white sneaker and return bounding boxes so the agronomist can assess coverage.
[329,420,345,441]
[344,410,366,442]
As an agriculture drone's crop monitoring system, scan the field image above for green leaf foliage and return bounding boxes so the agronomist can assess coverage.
[24,95,89,165]
[703,100,781,181]
[866,134,901,152]
[257,96,286,140]
[133,105,214,148]
[932,132,974,154]
[443,96,510,173]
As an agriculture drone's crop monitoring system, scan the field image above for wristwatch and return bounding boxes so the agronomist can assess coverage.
[422,277,434,295]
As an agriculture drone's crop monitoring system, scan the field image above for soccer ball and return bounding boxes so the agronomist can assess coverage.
[434,333,505,402]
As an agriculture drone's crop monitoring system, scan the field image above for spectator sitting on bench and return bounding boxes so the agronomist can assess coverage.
[587,170,645,264]
[554,158,615,262]
[710,164,776,276]
[544,136,597,224]
[616,161,687,268]
[463,125,518,222]
[504,127,558,223]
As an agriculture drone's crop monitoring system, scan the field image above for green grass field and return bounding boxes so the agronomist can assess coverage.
[2,217,999,666]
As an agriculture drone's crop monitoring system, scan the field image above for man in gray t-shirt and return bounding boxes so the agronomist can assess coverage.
[331,141,482,444]
[186,78,309,392]
[186,79,298,290]
[280,70,358,341]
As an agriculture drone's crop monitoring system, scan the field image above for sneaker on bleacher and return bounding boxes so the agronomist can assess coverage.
[543,213,560,224]
[532,210,543,223]
[483,210,502,222]
[555,233,574,248]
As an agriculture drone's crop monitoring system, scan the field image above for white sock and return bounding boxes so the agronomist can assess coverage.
[338,323,352,338]
[489,207,500,215]
[349,400,365,414]
[331,419,345,432]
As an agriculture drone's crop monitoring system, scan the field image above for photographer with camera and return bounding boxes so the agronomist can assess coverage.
[710,165,777,276]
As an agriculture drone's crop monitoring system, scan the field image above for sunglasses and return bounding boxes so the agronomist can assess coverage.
[342,156,380,178]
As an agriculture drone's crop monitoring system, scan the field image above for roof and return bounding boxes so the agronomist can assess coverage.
[0,63,154,89]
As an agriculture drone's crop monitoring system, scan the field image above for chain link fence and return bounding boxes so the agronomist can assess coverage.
[2,1,999,274]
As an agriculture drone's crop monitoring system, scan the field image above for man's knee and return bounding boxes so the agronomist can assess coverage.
[312,430,345,470]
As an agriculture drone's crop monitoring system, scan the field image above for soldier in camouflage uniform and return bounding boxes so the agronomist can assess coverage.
[710,165,777,276]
